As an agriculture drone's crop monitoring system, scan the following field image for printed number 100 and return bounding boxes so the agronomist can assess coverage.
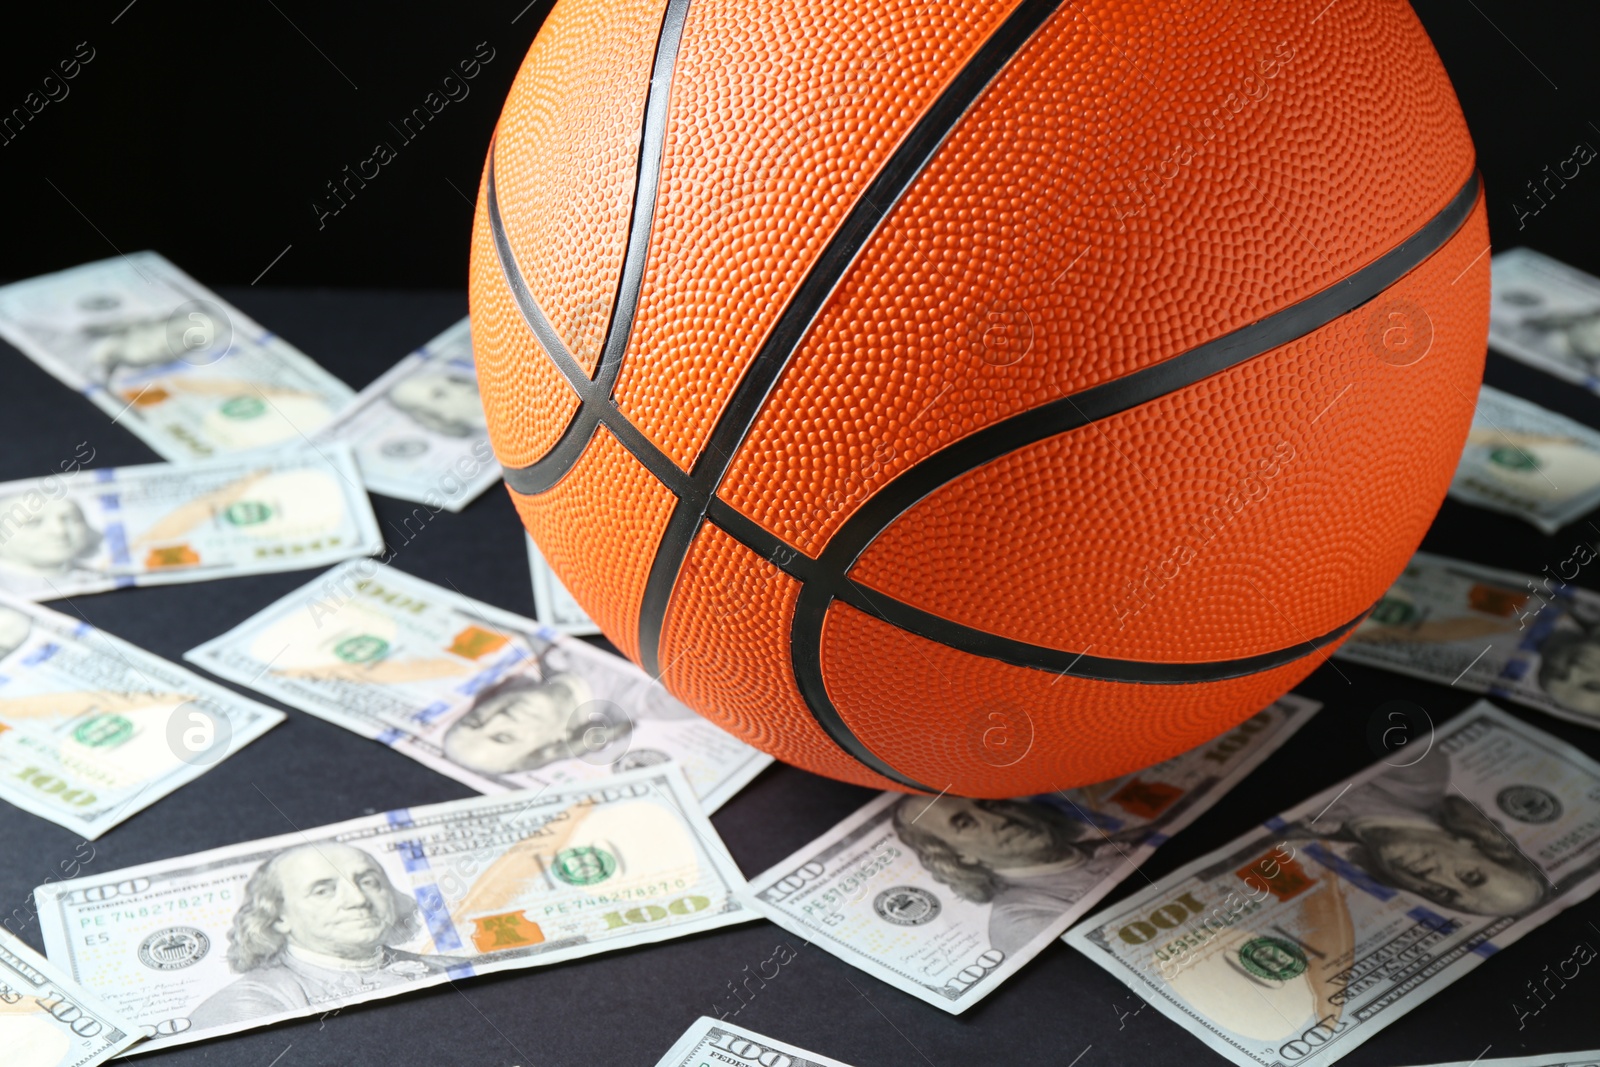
[599,894,711,929]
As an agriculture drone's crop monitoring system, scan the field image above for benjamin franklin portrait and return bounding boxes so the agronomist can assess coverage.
[1516,306,1600,370]
[387,371,487,438]
[188,843,462,1028]
[0,496,103,578]
[1290,748,1548,917]
[891,796,1117,955]
[1536,627,1600,716]
[440,654,694,777]
[81,316,179,377]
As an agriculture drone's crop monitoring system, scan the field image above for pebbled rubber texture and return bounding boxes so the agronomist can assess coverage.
[850,196,1491,663]
[472,0,1489,794]
[819,600,1357,797]
[610,0,1031,472]
[659,523,905,791]
[716,0,1475,554]
[468,175,583,469]
[507,426,677,665]
[488,0,667,375]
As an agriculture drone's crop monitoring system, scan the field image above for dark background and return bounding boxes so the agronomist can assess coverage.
[1,2,1600,1066]
[1,1,1598,288]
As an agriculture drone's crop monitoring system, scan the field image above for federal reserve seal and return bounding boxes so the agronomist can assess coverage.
[1497,784,1562,824]
[552,846,617,886]
[874,886,941,926]
[1237,936,1307,981]
[138,927,210,970]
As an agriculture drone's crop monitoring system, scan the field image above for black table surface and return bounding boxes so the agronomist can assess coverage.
[1,287,1598,1067]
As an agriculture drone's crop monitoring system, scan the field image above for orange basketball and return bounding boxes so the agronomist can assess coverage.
[469,0,1489,797]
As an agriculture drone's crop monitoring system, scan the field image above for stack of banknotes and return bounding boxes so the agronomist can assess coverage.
[2,245,1600,1066]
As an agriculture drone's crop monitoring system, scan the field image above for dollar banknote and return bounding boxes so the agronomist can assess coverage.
[0,442,382,600]
[745,694,1321,1013]
[313,317,500,512]
[1066,701,1600,1067]
[1405,1056,1600,1067]
[654,1017,858,1067]
[1336,550,1600,731]
[0,592,283,836]
[185,560,770,812]
[0,252,354,461]
[1452,385,1600,533]
[1489,249,1600,392]
[527,534,599,635]
[35,765,751,1051]
[0,927,139,1066]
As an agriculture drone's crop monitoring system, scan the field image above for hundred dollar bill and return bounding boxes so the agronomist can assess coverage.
[35,766,751,1051]
[0,442,382,600]
[0,592,283,836]
[0,927,139,1066]
[185,560,770,812]
[654,1017,858,1067]
[1405,1056,1600,1067]
[1490,248,1600,392]
[527,534,599,635]
[313,317,500,512]
[745,694,1321,1013]
[1452,385,1600,533]
[1067,702,1600,1067]
[1336,550,1600,731]
[0,252,354,460]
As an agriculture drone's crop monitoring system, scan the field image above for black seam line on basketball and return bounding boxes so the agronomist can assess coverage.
[780,173,1479,790]
[762,167,1477,788]
[635,0,1072,680]
[786,595,1362,797]
[486,155,593,398]
[648,165,1478,700]
[834,590,1366,683]
[495,0,691,497]
[788,581,936,793]
[813,170,1482,584]
[702,499,1364,681]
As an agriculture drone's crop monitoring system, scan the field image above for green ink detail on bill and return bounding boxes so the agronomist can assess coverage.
[219,395,267,420]
[223,501,273,526]
[552,846,616,886]
[333,635,390,663]
[1488,446,1539,471]
[1237,936,1307,981]
[1368,596,1417,626]
[73,714,134,748]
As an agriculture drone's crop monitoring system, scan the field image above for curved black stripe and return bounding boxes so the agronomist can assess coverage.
[815,172,1483,581]
[637,0,1072,679]
[497,0,692,495]
[789,582,932,791]
[784,175,1479,786]
[486,157,594,398]
[497,0,1482,790]
[706,496,1367,682]
[508,406,600,496]
[788,594,1366,794]
[782,174,1482,788]
[833,588,1368,683]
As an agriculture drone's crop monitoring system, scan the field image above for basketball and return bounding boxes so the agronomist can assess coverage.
[469,0,1489,797]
